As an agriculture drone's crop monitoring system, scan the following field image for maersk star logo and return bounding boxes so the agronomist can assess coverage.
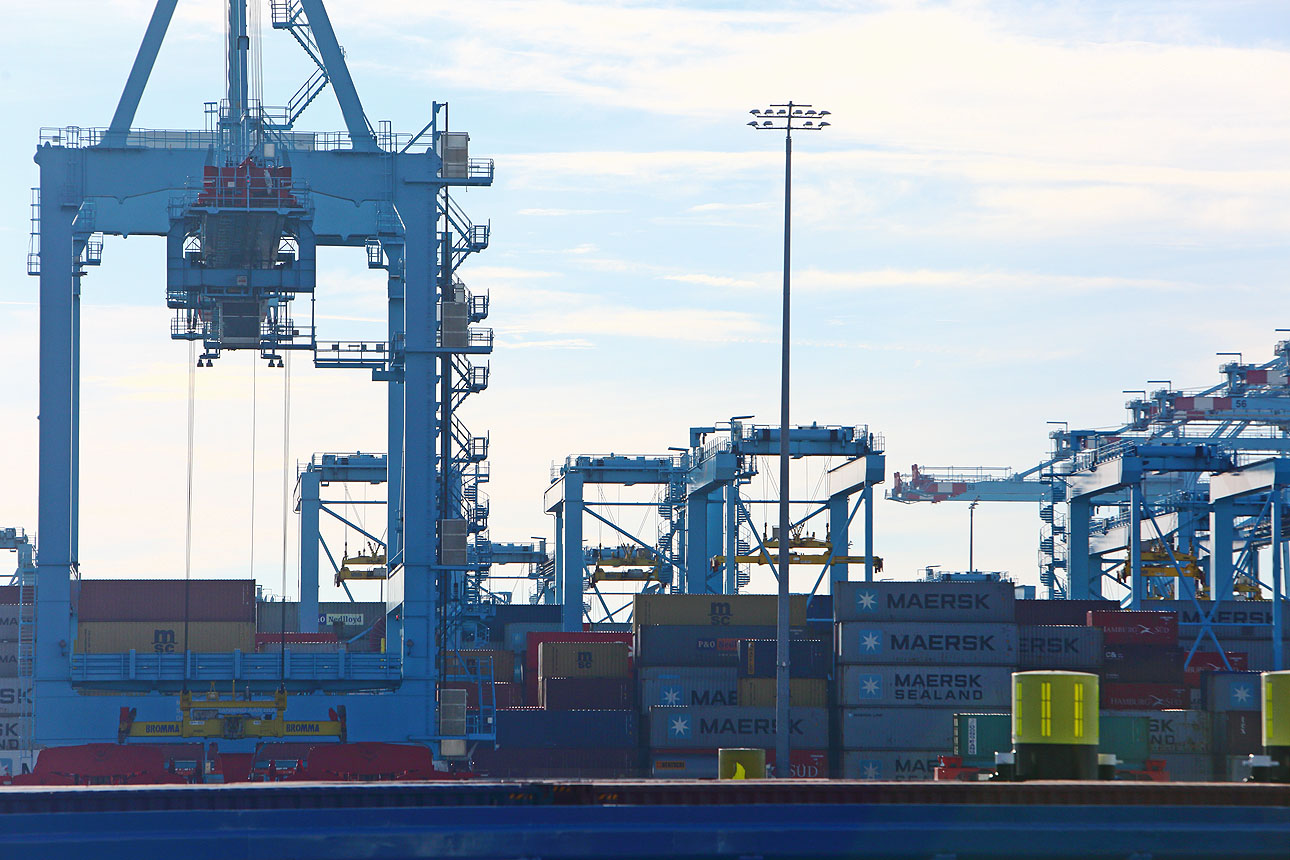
[859,675,882,698]
[1232,684,1254,705]
[859,631,883,653]
[857,591,877,611]
[668,713,691,738]
[860,760,880,779]
[662,686,682,706]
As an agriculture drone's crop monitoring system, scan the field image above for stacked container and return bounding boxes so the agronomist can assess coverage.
[0,602,20,752]
[638,593,827,777]
[835,580,1016,780]
[76,580,255,654]
[537,641,633,710]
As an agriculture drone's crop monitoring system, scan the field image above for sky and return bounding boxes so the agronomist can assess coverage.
[1,0,1289,604]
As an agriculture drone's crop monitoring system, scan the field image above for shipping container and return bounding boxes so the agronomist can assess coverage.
[445,649,516,681]
[1155,600,1290,639]
[638,625,802,667]
[1214,710,1261,756]
[737,638,831,679]
[495,709,638,749]
[540,677,634,710]
[638,667,739,709]
[1101,683,1188,711]
[0,681,30,716]
[78,579,255,622]
[471,746,637,778]
[1101,644,1185,684]
[953,713,1009,765]
[841,750,945,781]
[735,678,828,708]
[647,706,827,749]
[1201,671,1262,713]
[538,641,630,679]
[524,632,634,702]
[1112,709,1211,753]
[840,706,977,750]
[256,602,386,637]
[1087,610,1178,645]
[74,621,255,654]
[634,594,808,628]
[837,664,1013,709]
[1154,752,1216,782]
[1016,625,1103,669]
[834,580,1015,623]
[0,606,17,642]
[1102,715,1151,767]
[1015,599,1117,626]
[837,622,1018,665]
[1181,651,1249,686]
[1234,639,1290,671]
[650,749,828,779]
[439,681,521,711]
[0,641,16,677]
[0,586,34,605]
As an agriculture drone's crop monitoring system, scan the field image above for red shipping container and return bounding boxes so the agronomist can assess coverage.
[1101,682,1188,710]
[1088,610,1178,644]
[540,677,634,710]
[1183,651,1249,687]
[79,580,255,622]
[441,680,521,710]
[524,631,632,703]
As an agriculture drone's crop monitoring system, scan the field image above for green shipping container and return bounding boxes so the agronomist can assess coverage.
[953,713,1010,767]
[1100,715,1150,767]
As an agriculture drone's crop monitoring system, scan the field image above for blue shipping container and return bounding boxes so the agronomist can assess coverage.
[838,665,1012,708]
[737,639,831,679]
[639,667,739,708]
[834,580,1015,623]
[496,709,638,749]
[1017,625,1103,669]
[647,706,828,749]
[1202,671,1262,713]
[638,625,803,667]
[842,750,944,781]
[837,622,1018,665]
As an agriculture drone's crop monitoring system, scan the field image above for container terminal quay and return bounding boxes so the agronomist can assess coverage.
[5,1,1290,858]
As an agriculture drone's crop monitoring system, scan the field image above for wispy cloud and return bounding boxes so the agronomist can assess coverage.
[664,273,757,288]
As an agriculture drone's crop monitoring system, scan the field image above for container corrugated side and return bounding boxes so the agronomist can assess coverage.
[1015,599,1117,626]
[1016,625,1103,669]
[838,664,1012,708]
[638,667,739,708]
[1156,600,1290,640]
[1154,752,1216,782]
[74,621,255,654]
[1101,683,1188,711]
[837,622,1018,665]
[495,709,638,749]
[834,580,1015,623]
[540,677,634,710]
[638,625,800,667]
[647,705,827,749]
[0,606,17,643]
[634,594,808,628]
[78,579,255,622]
[0,680,29,716]
[537,641,630,679]
[1112,709,1211,753]
[841,750,945,781]
[0,641,17,677]
[1101,715,1150,767]
[445,649,517,681]
[841,706,981,750]
[1214,710,1260,756]
[735,678,828,707]
[953,713,1010,765]
[1202,671,1262,712]
[737,639,830,679]
[1182,652,1248,687]
[1087,610,1177,644]
[471,746,637,778]
[1101,644,1184,684]
[524,632,633,701]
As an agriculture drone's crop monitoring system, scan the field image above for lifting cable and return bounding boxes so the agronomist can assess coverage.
[182,340,197,664]
[249,354,257,579]
[280,352,292,680]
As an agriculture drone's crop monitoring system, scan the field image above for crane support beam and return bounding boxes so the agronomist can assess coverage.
[106,0,179,143]
[297,0,378,152]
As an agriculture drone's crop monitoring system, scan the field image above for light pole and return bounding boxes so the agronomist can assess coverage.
[748,101,830,775]
[969,500,979,574]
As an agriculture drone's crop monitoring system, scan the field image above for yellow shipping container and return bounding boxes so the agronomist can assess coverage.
[737,678,829,708]
[634,594,809,628]
[538,641,630,680]
[74,621,255,654]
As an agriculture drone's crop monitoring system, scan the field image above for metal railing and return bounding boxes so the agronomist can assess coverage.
[70,650,402,683]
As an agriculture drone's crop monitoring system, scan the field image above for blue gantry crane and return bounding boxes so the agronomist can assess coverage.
[30,0,498,754]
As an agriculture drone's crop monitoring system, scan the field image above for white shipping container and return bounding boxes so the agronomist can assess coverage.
[838,622,1018,665]
[842,750,945,781]
[838,665,1012,708]
[841,706,973,750]
[834,581,1015,623]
